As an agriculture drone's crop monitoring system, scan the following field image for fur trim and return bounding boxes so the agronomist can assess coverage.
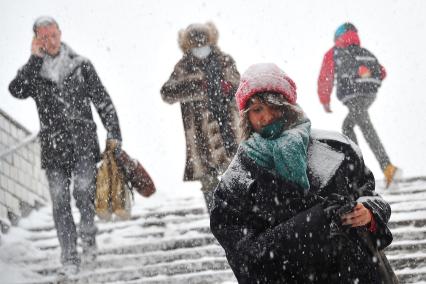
[178,21,219,52]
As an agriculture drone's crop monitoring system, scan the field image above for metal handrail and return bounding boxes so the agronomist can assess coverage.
[0,133,39,160]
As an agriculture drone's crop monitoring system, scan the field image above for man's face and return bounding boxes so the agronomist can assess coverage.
[36,24,62,56]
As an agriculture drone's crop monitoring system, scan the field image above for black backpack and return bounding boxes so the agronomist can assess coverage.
[334,45,382,100]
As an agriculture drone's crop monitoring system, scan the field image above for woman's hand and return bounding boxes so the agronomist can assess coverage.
[341,203,372,227]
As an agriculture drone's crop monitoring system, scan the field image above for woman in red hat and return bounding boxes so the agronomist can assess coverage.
[210,63,397,283]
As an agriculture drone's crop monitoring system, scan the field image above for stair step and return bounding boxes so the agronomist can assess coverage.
[26,212,209,233]
[395,266,426,283]
[30,225,212,251]
[31,245,226,275]
[74,258,230,284]
[110,270,236,284]
[100,235,217,256]
[383,192,426,204]
[388,252,426,270]
[386,239,426,253]
[388,218,426,229]
[392,229,426,242]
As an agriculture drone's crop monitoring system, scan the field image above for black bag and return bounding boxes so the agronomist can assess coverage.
[334,45,382,97]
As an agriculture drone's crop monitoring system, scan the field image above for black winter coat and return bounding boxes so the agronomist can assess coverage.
[9,54,121,169]
[210,130,395,284]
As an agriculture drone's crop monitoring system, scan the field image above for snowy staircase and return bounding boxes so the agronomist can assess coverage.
[1,178,426,284]
[0,194,236,284]
[380,177,426,283]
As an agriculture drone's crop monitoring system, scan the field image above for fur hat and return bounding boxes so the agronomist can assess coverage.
[235,63,297,112]
[178,22,218,52]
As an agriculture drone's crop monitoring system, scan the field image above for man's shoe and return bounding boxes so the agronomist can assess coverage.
[384,164,402,189]
[57,263,79,280]
[82,245,97,264]
[81,238,97,264]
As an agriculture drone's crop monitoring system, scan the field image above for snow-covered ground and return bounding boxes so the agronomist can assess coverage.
[0,188,209,283]
[1,178,426,283]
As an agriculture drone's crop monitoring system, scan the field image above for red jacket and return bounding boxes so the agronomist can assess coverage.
[317,31,386,105]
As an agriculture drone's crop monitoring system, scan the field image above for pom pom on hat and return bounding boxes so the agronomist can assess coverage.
[235,63,297,112]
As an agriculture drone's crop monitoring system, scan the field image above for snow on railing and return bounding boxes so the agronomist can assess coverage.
[0,133,39,160]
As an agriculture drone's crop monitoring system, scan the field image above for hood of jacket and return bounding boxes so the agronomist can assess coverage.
[335,30,361,48]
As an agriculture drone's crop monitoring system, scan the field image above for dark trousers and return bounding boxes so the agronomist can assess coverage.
[342,95,390,171]
[201,175,219,215]
[45,156,97,266]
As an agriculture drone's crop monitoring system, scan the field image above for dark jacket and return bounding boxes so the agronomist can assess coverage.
[210,129,395,284]
[317,30,387,105]
[9,52,121,169]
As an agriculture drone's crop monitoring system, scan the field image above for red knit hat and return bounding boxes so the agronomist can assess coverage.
[235,63,297,113]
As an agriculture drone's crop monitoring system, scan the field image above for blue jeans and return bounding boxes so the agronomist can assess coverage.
[46,156,97,265]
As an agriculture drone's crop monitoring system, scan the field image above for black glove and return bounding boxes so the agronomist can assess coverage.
[322,193,357,228]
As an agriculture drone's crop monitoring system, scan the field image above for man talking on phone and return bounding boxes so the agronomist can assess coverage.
[9,16,122,277]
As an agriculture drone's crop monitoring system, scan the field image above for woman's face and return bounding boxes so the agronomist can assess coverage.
[247,98,282,133]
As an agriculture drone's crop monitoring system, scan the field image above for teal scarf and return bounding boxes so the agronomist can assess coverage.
[241,116,311,191]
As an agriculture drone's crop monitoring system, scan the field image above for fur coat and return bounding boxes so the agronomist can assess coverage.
[161,22,241,181]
